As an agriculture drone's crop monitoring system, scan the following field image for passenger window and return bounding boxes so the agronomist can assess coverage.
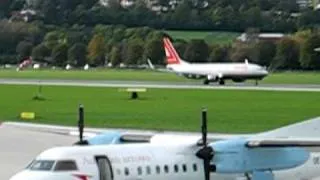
[54,160,78,171]
[193,163,197,172]
[146,166,151,175]
[182,164,187,172]
[29,160,55,171]
[125,167,130,176]
[156,165,161,174]
[137,166,142,175]
[164,165,169,173]
[174,164,179,173]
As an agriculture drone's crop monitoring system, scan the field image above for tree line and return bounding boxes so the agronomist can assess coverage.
[2,0,320,32]
[2,21,320,70]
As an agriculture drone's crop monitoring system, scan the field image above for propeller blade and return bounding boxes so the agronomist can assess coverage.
[78,104,84,143]
[204,159,211,180]
[201,108,207,146]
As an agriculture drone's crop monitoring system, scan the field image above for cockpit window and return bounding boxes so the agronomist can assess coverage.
[54,160,78,171]
[28,160,55,171]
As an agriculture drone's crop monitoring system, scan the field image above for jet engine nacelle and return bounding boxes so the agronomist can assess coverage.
[207,75,217,81]
[209,138,309,174]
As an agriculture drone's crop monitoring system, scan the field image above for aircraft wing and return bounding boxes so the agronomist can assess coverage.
[246,138,320,148]
[1,122,251,144]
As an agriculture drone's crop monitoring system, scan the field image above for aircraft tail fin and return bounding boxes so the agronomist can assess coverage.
[163,37,188,65]
[256,117,320,138]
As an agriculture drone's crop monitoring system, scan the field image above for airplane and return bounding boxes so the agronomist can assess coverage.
[161,37,269,85]
[9,105,320,180]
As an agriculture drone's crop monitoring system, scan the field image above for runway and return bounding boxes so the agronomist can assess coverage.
[0,123,77,179]
[0,78,320,92]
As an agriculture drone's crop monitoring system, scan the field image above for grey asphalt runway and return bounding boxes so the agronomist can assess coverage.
[0,123,77,179]
[0,78,320,92]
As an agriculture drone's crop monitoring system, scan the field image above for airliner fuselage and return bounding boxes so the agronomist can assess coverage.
[10,143,320,180]
[167,63,268,83]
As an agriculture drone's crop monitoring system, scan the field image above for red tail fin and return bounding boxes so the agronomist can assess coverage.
[163,37,182,65]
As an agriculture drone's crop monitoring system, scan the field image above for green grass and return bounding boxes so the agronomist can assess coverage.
[163,30,240,44]
[0,69,320,85]
[1,84,319,133]
[262,72,320,84]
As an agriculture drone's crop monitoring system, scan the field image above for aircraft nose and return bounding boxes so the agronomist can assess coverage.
[263,69,269,75]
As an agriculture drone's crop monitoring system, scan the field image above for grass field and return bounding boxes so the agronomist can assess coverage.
[164,30,240,45]
[0,69,320,85]
[1,84,319,133]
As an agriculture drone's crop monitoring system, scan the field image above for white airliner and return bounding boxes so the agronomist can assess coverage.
[9,109,320,180]
[162,37,269,85]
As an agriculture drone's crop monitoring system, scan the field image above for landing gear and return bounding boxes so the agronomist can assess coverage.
[203,79,210,85]
[255,80,259,86]
[218,79,225,85]
[203,78,225,85]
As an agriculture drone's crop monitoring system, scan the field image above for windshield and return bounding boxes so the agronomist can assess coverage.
[54,160,78,171]
[27,160,55,171]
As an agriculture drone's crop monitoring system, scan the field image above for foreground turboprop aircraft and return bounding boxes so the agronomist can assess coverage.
[9,105,320,180]
[161,37,269,85]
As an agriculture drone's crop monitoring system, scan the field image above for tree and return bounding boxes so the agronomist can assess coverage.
[229,42,256,62]
[125,38,144,65]
[10,0,26,11]
[272,37,300,70]
[81,0,99,8]
[144,38,165,65]
[51,43,68,66]
[16,41,33,61]
[183,39,209,63]
[87,33,106,65]
[109,45,122,66]
[208,45,229,62]
[68,43,87,66]
[256,41,276,67]
[44,31,65,50]
[39,0,60,24]
[172,40,188,60]
[300,33,320,70]
[31,43,51,62]
[0,0,11,17]
[172,2,192,25]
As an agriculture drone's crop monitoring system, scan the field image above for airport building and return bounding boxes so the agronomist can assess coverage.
[297,0,320,9]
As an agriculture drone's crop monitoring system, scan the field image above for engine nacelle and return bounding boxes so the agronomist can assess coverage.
[86,131,122,145]
[209,138,309,174]
[207,75,217,81]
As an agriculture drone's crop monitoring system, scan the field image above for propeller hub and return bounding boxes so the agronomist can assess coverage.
[196,146,214,160]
